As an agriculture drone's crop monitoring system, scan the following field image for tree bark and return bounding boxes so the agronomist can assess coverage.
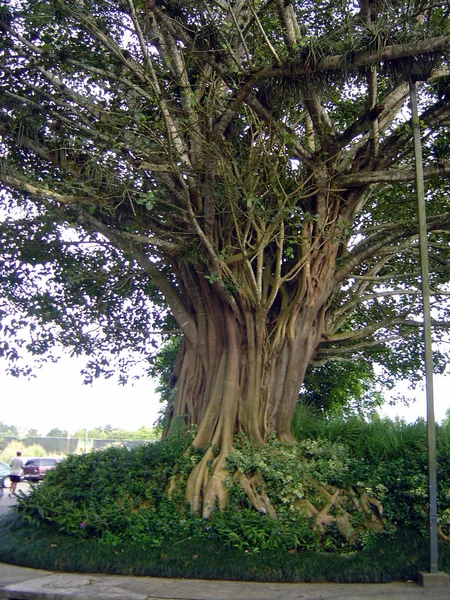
[164,258,334,515]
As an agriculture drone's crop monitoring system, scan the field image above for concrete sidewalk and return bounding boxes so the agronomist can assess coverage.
[0,562,448,600]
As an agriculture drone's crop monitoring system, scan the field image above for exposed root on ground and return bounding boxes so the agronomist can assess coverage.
[180,452,387,542]
[236,472,277,518]
[185,447,230,517]
[295,481,387,542]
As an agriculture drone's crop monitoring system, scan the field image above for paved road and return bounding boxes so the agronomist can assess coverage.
[0,481,30,515]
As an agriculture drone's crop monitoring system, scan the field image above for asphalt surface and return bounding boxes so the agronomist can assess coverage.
[0,482,30,515]
[0,485,448,599]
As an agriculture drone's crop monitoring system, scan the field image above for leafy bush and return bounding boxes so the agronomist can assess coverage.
[17,421,203,547]
[12,411,450,559]
[207,508,319,553]
[227,434,353,505]
[292,406,450,535]
[292,405,428,462]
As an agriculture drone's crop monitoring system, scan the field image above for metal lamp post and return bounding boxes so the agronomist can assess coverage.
[409,78,448,587]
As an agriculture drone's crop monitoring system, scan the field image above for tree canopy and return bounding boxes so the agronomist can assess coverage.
[1,0,450,513]
[46,428,69,437]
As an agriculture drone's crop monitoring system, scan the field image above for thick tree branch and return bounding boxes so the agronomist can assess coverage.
[335,210,450,288]
[217,35,450,136]
[322,315,450,349]
[337,163,450,187]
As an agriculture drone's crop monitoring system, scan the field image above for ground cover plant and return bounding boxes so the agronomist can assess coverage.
[1,510,449,583]
[0,413,449,581]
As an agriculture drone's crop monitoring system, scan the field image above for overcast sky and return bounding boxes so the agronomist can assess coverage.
[1,357,163,435]
[1,357,449,436]
[379,375,450,424]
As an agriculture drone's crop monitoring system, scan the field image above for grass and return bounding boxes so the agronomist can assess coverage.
[0,511,449,582]
[291,405,431,461]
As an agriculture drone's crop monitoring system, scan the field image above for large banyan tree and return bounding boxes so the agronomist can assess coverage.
[1,0,450,514]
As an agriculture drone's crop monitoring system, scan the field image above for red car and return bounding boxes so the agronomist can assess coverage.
[22,457,62,482]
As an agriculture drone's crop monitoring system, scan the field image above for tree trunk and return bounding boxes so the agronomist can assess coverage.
[165,270,330,516]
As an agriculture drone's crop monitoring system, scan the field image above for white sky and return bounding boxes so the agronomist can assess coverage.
[1,357,449,436]
[0,357,163,435]
[379,374,450,424]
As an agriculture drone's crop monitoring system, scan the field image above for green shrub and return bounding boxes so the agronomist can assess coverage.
[227,435,353,508]
[11,412,450,560]
[208,508,319,553]
[17,422,202,547]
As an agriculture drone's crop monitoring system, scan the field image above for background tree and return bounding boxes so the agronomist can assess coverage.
[46,428,69,438]
[0,422,18,437]
[73,425,159,440]
[0,422,19,449]
[300,360,383,418]
[1,0,450,515]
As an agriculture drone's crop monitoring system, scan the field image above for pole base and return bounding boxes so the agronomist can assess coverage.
[417,571,449,587]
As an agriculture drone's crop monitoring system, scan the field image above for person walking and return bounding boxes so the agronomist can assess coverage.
[9,450,24,496]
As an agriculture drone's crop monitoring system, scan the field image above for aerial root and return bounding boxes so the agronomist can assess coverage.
[295,482,387,542]
[236,472,277,518]
[184,448,231,518]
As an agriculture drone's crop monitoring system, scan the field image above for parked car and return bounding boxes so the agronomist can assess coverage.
[22,457,62,482]
[0,461,11,488]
